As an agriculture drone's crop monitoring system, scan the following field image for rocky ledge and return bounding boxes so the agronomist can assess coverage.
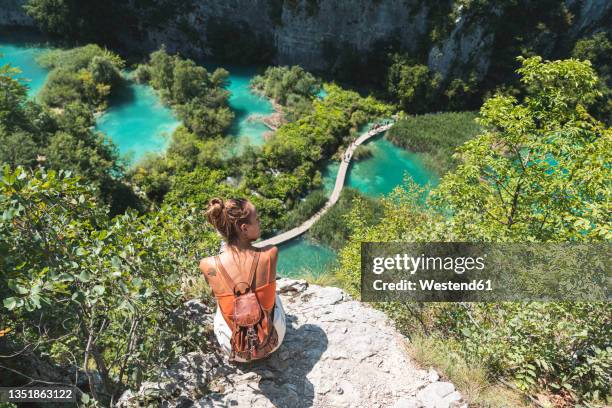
[117,278,464,408]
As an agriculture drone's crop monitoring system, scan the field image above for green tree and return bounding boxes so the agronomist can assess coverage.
[0,165,218,405]
[433,56,610,241]
[572,32,612,125]
[36,45,125,110]
[335,56,611,403]
[23,0,73,36]
[250,65,321,105]
[386,54,440,114]
[0,60,137,214]
[136,47,233,137]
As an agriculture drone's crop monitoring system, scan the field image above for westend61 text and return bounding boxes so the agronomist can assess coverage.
[373,279,493,291]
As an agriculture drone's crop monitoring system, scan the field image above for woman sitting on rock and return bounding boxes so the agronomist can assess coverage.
[199,197,286,363]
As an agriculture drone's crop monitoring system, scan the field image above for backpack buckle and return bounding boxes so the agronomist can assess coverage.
[247,326,258,341]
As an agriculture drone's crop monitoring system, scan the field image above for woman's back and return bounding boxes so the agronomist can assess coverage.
[200,244,285,362]
[200,245,277,292]
[199,245,279,328]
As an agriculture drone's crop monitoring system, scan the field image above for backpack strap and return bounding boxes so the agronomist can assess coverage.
[214,255,236,294]
[246,249,261,293]
[214,249,261,296]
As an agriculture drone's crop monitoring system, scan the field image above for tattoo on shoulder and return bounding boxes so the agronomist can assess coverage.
[207,267,216,277]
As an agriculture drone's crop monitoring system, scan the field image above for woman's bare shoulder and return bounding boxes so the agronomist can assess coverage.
[260,245,278,257]
[199,256,215,275]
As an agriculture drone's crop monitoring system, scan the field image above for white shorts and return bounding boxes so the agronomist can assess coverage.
[213,293,286,362]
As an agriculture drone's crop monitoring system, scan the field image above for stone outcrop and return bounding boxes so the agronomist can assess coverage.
[117,278,467,408]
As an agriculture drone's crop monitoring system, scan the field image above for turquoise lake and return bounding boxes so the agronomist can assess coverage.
[199,62,275,155]
[321,133,438,197]
[277,126,438,278]
[224,66,275,153]
[1,36,437,278]
[276,236,338,278]
[0,34,52,96]
[95,80,180,164]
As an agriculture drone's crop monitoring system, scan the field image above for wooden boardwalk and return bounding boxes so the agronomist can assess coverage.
[254,121,394,248]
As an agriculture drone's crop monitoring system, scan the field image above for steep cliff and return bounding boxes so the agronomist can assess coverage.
[0,0,35,27]
[1,0,610,83]
[116,0,435,71]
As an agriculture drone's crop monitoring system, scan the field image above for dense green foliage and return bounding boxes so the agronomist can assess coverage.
[435,56,610,242]
[282,188,328,230]
[307,187,384,250]
[134,47,234,137]
[129,127,230,201]
[386,54,441,114]
[245,83,392,207]
[572,32,612,125]
[36,44,125,110]
[334,57,611,404]
[251,65,322,120]
[24,0,192,48]
[0,62,138,214]
[385,53,483,113]
[0,165,218,405]
[386,111,482,175]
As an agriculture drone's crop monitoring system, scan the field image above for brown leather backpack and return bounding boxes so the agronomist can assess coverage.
[214,249,278,362]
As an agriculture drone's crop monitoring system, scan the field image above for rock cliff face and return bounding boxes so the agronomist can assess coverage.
[117,278,466,408]
[118,0,433,71]
[273,0,430,68]
[0,0,610,82]
[427,9,498,83]
[0,0,35,27]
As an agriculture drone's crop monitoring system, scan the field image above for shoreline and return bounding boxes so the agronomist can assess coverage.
[247,87,286,139]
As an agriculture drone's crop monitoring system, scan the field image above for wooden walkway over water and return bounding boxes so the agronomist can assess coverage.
[254,122,394,248]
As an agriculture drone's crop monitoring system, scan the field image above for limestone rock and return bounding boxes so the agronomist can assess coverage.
[277,277,309,293]
[427,368,440,382]
[116,278,464,407]
[193,278,459,407]
[416,382,461,408]
[116,351,225,407]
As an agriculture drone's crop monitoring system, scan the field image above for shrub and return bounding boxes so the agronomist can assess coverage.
[334,56,612,404]
[0,165,219,404]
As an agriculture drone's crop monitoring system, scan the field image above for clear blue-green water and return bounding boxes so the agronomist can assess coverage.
[200,62,274,155]
[95,80,180,164]
[0,35,51,96]
[0,35,180,166]
[321,134,438,196]
[2,36,438,279]
[226,67,275,151]
[276,236,339,278]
